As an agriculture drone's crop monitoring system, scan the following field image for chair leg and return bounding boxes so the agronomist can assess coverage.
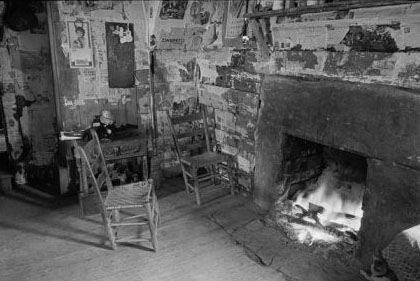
[103,210,117,250]
[181,165,191,194]
[111,210,120,238]
[152,193,161,225]
[146,203,158,252]
[227,159,235,196]
[142,156,149,181]
[193,168,201,206]
[210,164,216,186]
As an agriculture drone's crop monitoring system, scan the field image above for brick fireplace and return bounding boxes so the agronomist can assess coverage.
[253,75,420,265]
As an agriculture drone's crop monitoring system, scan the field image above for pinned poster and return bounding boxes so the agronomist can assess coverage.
[105,22,135,88]
[67,20,94,68]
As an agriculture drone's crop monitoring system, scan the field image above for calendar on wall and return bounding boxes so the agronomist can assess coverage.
[225,0,247,38]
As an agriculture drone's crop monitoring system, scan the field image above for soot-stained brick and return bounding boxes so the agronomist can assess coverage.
[341,25,399,52]
[286,50,318,69]
[325,52,393,77]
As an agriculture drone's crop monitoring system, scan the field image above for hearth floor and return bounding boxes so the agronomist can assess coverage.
[1,177,364,281]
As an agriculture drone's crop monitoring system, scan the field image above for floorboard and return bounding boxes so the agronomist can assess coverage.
[0,178,285,281]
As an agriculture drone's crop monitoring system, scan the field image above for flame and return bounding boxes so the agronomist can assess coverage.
[289,222,341,245]
[293,166,364,231]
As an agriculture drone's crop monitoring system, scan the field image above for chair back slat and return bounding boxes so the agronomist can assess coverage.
[176,128,205,139]
[171,112,202,125]
[179,140,208,152]
[76,129,113,210]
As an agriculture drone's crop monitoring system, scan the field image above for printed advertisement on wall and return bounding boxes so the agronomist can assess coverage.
[67,20,94,68]
[225,0,247,39]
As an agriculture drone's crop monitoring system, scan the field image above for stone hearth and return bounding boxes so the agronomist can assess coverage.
[253,75,420,265]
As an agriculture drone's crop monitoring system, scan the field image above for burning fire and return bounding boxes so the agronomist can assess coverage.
[293,166,364,232]
[270,164,365,247]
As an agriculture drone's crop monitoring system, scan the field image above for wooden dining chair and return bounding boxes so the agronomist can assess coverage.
[166,104,235,206]
[76,129,159,251]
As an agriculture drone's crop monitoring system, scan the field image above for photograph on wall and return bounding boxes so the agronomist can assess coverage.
[67,20,93,68]
[159,0,189,20]
[105,22,135,88]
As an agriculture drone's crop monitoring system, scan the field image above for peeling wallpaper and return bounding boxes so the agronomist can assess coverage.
[50,1,149,130]
[261,3,420,88]
[152,0,258,191]
[0,1,57,172]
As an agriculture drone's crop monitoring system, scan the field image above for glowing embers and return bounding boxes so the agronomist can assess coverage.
[268,135,367,252]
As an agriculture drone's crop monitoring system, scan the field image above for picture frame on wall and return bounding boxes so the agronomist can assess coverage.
[67,20,94,68]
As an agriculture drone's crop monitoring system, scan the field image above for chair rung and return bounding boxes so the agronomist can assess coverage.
[116,237,151,243]
[110,221,148,226]
[197,172,228,182]
[106,203,149,210]
[198,181,216,188]
[200,185,229,194]
[197,174,213,182]
[124,214,147,220]
[186,183,195,191]
[176,128,205,139]
[184,170,193,177]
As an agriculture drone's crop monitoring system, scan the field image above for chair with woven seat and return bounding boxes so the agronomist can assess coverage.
[76,129,159,251]
[166,104,235,206]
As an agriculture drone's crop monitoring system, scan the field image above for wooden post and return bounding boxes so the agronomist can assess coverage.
[149,50,157,156]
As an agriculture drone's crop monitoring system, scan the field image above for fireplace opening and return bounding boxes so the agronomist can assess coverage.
[268,135,367,253]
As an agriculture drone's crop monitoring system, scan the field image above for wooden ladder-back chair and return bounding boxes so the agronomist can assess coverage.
[167,104,235,206]
[76,129,159,251]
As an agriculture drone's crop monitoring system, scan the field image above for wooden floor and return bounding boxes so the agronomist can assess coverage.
[0,178,285,281]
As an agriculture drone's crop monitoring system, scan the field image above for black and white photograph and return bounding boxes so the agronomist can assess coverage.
[67,20,93,68]
[1,1,420,281]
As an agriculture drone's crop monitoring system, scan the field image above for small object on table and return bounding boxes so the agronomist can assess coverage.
[59,131,83,141]
[93,109,116,140]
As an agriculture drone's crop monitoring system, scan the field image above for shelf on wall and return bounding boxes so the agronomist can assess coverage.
[245,0,419,19]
